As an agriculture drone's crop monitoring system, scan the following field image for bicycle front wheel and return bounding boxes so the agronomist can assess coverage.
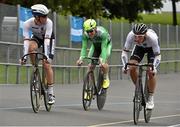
[144,73,152,123]
[82,72,95,111]
[30,69,42,113]
[96,70,107,110]
[133,94,142,125]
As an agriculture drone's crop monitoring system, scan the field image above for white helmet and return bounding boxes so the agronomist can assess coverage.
[31,4,49,16]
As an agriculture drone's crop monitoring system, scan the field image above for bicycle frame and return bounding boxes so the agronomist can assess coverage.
[82,57,107,111]
[125,63,153,124]
[21,52,51,113]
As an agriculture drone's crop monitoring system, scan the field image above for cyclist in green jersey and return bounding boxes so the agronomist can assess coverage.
[76,19,112,89]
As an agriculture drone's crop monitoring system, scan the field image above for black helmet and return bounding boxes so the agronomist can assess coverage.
[133,23,148,35]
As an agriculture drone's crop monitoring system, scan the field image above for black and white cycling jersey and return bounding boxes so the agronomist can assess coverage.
[23,17,53,39]
[121,29,161,68]
[124,29,160,55]
[23,17,55,60]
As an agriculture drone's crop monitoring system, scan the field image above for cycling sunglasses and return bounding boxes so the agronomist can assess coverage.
[86,29,94,33]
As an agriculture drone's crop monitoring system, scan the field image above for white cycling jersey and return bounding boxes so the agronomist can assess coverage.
[122,29,161,68]
[23,17,55,61]
[23,17,53,39]
[124,29,160,55]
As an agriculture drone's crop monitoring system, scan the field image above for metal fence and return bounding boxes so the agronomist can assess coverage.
[0,3,180,85]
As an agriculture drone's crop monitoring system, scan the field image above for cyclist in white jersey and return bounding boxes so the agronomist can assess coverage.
[19,4,55,104]
[121,23,161,110]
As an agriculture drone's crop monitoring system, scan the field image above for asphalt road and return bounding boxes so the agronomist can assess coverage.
[0,73,180,126]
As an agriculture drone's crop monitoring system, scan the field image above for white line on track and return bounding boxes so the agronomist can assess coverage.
[88,114,180,127]
[1,103,180,127]
[168,124,180,127]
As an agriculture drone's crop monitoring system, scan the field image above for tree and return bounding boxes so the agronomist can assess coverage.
[171,0,179,26]
[0,0,163,22]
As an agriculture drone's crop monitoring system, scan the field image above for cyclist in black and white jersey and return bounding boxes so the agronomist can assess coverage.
[121,23,161,110]
[19,4,55,104]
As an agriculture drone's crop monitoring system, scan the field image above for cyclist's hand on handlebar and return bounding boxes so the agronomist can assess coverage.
[99,57,103,66]
[122,66,129,74]
[19,58,27,65]
[76,59,83,66]
[46,58,52,64]
[149,66,157,75]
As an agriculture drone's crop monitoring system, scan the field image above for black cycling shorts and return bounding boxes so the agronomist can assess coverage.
[31,33,55,48]
[30,33,55,59]
[130,45,155,63]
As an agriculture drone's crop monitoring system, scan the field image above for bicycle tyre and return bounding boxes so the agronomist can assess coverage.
[144,73,152,123]
[133,94,142,125]
[133,82,143,125]
[30,69,42,113]
[82,71,95,111]
[96,70,107,110]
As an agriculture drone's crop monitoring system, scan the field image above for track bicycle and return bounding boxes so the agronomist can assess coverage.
[21,52,52,113]
[82,57,107,111]
[125,63,153,125]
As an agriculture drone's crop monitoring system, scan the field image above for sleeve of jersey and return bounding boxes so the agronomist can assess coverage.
[80,35,88,60]
[45,19,53,39]
[123,31,134,51]
[23,21,30,58]
[100,34,109,63]
[44,20,54,59]
[151,37,161,68]
[23,20,30,39]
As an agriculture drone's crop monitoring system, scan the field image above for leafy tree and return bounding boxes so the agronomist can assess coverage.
[0,0,164,22]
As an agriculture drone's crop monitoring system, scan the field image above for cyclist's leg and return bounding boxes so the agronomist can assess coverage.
[43,37,55,104]
[43,62,55,104]
[147,48,156,94]
[129,45,144,85]
[146,48,156,109]
[28,40,38,65]
[101,42,112,88]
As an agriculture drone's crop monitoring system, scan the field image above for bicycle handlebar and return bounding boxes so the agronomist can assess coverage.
[83,56,100,65]
[21,52,47,61]
[125,63,154,71]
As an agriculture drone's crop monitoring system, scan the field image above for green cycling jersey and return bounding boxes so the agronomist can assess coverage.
[80,26,112,63]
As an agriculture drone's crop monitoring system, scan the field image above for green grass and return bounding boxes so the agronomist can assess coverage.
[118,12,180,25]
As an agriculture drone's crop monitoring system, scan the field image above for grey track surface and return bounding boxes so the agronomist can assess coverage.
[0,73,180,126]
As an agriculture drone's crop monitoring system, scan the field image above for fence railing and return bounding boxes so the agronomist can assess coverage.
[0,41,180,85]
[0,60,180,85]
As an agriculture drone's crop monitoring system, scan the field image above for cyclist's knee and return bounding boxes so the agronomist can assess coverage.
[129,66,136,73]
[29,41,38,52]
[129,60,138,73]
[43,62,52,70]
[88,64,95,71]
[148,72,156,79]
[101,63,109,73]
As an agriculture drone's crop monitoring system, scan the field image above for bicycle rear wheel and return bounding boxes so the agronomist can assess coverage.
[96,70,107,110]
[30,69,42,113]
[82,71,95,111]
